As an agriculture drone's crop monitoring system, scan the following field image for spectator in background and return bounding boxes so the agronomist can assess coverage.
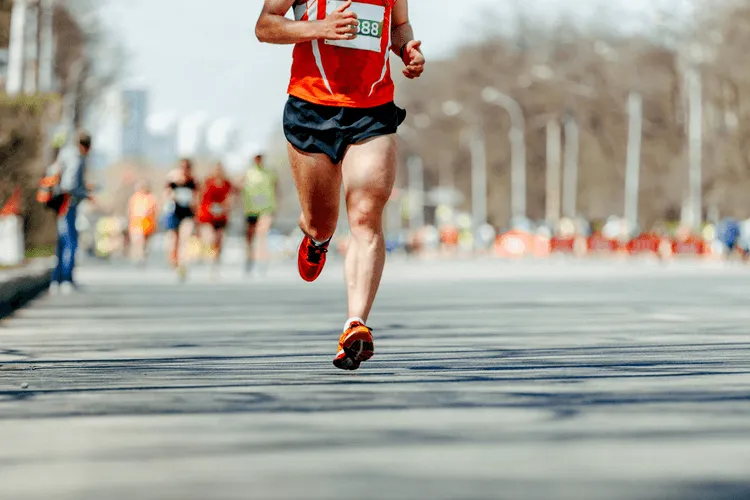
[50,131,93,295]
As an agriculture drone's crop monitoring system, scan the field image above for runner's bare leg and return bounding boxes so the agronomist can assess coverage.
[288,144,341,242]
[177,218,194,267]
[341,135,397,322]
[254,215,273,263]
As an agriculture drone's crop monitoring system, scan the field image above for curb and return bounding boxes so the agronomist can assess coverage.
[0,259,54,321]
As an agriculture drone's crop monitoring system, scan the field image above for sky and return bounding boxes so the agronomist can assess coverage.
[101,0,672,153]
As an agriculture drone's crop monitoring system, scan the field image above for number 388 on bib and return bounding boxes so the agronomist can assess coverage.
[324,1,387,53]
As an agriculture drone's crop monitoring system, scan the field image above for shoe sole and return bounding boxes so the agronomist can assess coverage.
[333,333,374,371]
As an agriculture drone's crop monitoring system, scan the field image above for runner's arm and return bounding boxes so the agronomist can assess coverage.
[163,183,173,203]
[256,0,358,44]
[391,0,424,79]
[256,0,314,44]
[391,0,414,56]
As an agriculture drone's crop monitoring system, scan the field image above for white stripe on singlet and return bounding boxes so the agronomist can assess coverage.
[302,0,334,95]
[368,7,392,97]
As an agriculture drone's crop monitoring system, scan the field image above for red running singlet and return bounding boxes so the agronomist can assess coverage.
[289,0,395,108]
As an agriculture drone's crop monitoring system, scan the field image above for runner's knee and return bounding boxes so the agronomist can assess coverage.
[348,193,387,238]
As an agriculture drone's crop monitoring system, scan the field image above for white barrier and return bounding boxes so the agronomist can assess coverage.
[0,216,24,266]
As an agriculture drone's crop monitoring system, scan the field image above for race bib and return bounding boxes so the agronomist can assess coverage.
[209,203,224,216]
[174,188,193,206]
[252,195,269,208]
[324,1,385,53]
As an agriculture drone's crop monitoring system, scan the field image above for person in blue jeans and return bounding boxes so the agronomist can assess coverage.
[51,132,92,295]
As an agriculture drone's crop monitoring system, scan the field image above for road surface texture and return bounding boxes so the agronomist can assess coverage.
[1,258,749,500]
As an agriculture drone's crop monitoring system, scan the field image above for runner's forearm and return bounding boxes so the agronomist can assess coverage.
[256,14,323,44]
[391,22,414,57]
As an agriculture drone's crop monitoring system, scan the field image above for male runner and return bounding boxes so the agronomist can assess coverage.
[197,162,234,271]
[164,158,199,280]
[127,180,157,265]
[256,0,425,370]
[242,154,277,275]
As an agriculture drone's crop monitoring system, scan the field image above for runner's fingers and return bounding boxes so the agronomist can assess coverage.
[337,19,358,30]
[335,0,353,13]
[406,49,425,65]
[405,63,422,74]
[403,65,423,78]
[336,25,358,37]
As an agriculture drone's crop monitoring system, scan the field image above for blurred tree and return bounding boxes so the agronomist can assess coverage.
[390,0,750,230]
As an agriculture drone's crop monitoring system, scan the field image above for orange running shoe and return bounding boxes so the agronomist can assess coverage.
[333,321,374,371]
[298,235,329,282]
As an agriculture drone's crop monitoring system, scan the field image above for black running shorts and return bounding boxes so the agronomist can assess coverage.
[283,95,407,165]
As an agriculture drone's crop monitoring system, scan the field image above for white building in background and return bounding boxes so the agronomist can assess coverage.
[94,87,126,168]
[146,112,179,168]
[93,87,254,169]
[178,113,211,159]
[121,89,149,159]
[207,118,241,156]
[95,86,150,167]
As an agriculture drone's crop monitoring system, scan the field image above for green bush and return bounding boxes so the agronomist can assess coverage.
[0,94,62,251]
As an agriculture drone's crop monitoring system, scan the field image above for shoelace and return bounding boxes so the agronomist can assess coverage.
[306,243,328,264]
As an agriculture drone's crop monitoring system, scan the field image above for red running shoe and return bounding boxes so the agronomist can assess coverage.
[297,235,329,282]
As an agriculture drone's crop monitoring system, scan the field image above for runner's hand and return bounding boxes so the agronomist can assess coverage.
[319,0,359,41]
[401,40,425,79]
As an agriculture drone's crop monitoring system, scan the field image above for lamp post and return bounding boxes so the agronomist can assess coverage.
[562,112,580,219]
[546,120,562,225]
[442,100,488,230]
[624,91,643,232]
[687,68,702,231]
[397,123,427,232]
[481,87,527,222]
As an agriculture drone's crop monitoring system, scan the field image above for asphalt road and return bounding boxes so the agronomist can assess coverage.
[1,258,749,500]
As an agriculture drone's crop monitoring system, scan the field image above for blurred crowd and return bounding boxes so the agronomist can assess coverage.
[76,207,750,266]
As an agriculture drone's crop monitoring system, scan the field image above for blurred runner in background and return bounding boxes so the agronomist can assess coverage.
[164,159,199,281]
[242,153,277,276]
[197,162,235,275]
[128,180,157,266]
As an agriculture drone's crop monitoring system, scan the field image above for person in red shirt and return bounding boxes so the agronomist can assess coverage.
[197,162,234,270]
[257,0,425,370]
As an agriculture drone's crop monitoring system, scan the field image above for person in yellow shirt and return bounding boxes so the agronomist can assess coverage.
[128,180,158,265]
[243,154,277,275]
